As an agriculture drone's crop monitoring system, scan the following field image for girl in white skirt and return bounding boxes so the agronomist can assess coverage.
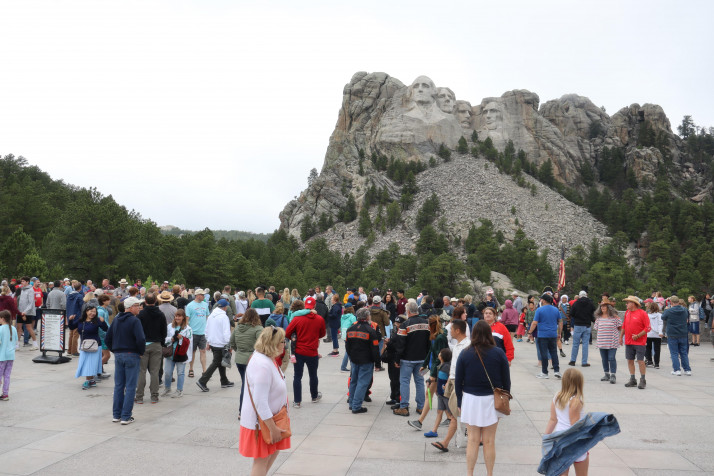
[455,320,511,476]
[69,305,108,390]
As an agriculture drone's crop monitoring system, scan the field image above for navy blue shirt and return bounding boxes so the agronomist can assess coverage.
[455,346,510,408]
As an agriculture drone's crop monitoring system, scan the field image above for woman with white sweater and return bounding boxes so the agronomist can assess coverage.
[645,301,663,369]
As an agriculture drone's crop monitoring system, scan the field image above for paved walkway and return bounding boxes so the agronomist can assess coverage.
[1,338,713,475]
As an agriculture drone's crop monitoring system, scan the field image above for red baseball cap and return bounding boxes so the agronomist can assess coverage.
[304,296,316,309]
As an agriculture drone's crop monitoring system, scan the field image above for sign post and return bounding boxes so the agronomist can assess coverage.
[32,308,71,364]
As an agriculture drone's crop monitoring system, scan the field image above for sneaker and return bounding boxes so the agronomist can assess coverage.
[516,339,523,342]
[112,417,120,423]
[172,390,183,398]
[564,340,570,345]
[610,374,616,384]
[150,395,159,404]
[89,380,97,387]
[161,388,173,397]
[600,374,610,381]
[554,372,562,379]
[671,370,682,376]
[559,349,566,358]
[99,373,112,379]
[385,399,397,405]
[120,417,135,425]
[684,370,692,376]
[363,395,372,402]
[416,408,423,414]
[328,351,339,356]
[424,431,438,438]
[654,365,660,369]
[293,402,301,408]
[390,403,401,410]
[340,368,350,373]
[625,377,637,387]
[536,373,549,379]
[393,407,410,416]
[221,381,235,388]
[568,361,575,366]
[645,361,653,367]
[0,395,8,401]
[82,381,90,390]
[290,355,297,364]
[581,363,590,367]
[196,381,209,392]
[408,420,423,430]
[312,392,322,403]
[134,397,144,404]
[441,419,450,427]
[352,407,368,414]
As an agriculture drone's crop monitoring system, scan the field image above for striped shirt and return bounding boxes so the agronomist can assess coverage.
[594,316,622,349]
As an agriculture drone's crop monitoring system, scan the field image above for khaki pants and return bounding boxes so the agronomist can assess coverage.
[68,329,79,354]
[136,343,162,400]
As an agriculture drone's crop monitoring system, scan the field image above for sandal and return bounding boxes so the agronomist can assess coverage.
[431,442,449,452]
[188,370,194,378]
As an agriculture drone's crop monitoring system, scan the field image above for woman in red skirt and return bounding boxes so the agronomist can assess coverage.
[239,326,290,475]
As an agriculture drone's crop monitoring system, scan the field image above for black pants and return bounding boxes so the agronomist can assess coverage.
[387,360,400,401]
[199,347,228,386]
[646,337,661,366]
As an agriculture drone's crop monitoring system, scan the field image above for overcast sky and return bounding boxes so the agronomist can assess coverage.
[2,0,712,233]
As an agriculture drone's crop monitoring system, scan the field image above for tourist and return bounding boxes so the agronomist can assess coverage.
[446,306,471,347]
[408,315,448,429]
[661,296,691,376]
[500,299,519,338]
[285,296,326,407]
[393,301,430,417]
[186,288,209,378]
[396,290,407,316]
[162,308,192,398]
[558,295,570,344]
[455,320,510,475]
[235,291,248,320]
[251,287,275,327]
[525,301,536,343]
[135,293,168,404]
[230,308,263,417]
[511,292,523,317]
[645,301,663,369]
[593,299,621,384]
[239,327,290,476]
[46,280,67,311]
[327,294,342,356]
[158,290,176,325]
[16,277,38,350]
[482,307,514,364]
[0,287,18,350]
[69,304,107,389]
[443,296,454,317]
[543,369,588,475]
[369,296,390,371]
[345,307,380,413]
[96,294,112,378]
[383,293,397,322]
[106,296,145,425]
[687,295,702,346]
[568,290,595,367]
[340,302,357,372]
[314,292,330,343]
[621,296,650,389]
[196,299,234,392]
[265,302,288,329]
[0,310,18,401]
[417,347,451,438]
[529,294,562,379]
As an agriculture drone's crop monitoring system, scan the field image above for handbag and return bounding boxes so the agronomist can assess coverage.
[246,365,291,444]
[80,325,99,353]
[221,345,232,368]
[475,347,513,415]
[162,345,173,358]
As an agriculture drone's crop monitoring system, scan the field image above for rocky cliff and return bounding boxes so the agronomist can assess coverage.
[279,72,707,260]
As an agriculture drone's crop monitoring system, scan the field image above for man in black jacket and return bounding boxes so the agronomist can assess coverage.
[135,293,168,404]
[314,293,330,343]
[568,290,596,367]
[393,301,430,416]
[346,308,380,414]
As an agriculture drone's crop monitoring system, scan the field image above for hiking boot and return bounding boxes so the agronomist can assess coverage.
[393,407,410,416]
[638,377,646,389]
[416,407,423,414]
[600,373,610,381]
[408,420,423,430]
[581,363,590,367]
[609,374,616,384]
[624,376,637,387]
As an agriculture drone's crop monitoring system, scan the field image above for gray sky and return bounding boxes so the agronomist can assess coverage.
[2,0,712,233]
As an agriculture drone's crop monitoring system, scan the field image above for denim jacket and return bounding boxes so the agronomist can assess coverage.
[538,412,620,476]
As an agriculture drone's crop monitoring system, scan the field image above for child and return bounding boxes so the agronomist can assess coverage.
[412,347,452,438]
[0,310,18,400]
[544,369,588,475]
[526,302,536,343]
[340,303,357,372]
[516,307,526,342]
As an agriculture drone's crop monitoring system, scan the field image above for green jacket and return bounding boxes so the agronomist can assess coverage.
[229,323,263,365]
[423,331,449,378]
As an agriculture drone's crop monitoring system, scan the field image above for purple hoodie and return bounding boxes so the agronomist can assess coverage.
[500,299,519,326]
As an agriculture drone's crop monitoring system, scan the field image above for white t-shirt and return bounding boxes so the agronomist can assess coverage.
[240,352,288,429]
[449,337,469,380]
[446,322,471,349]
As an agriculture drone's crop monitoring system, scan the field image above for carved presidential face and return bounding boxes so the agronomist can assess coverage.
[410,76,436,105]
[483,102,503,130]
[455,101,473,128]
[436,88,455,113]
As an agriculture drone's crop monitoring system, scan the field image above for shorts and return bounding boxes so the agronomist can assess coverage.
[689,321,700,335]
[193,334,207,351]
[437,394,450,413]
[625,344,646,361]
[17,314,33,324]
[505,324,517,333]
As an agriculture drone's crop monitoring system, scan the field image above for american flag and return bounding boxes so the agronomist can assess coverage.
[557,244,566,291]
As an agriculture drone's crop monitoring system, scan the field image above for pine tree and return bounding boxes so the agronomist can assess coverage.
[358,206,372,237]
[457,136,468,154]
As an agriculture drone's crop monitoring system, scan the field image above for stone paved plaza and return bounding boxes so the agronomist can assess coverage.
[1,339,714,475]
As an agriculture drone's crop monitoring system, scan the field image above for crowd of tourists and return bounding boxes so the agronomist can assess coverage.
[1,275,712,475]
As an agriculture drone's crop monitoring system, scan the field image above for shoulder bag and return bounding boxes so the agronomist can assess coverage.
[475,347,512,415]
[246,362,292,445]
[79,323,99,353]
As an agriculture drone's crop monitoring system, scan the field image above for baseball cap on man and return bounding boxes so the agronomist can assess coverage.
[540,293,554,304]
[124,297,141,308]
[304,296,316,309]
[578,290,587,298]
[373,296,382,304]
[216,299,229,308]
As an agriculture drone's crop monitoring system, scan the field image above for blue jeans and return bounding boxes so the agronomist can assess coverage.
[667,337,691,372]
[236,363,247,412]
[113,352,140,421]
[599,348,617,373]
[341,351,351,371]
[293,353,319,403]
[399,360,425,409]
[570,326,591,364]
[536,337,552,361]
[537,337,560,375]
[163,358,185,391]
[348,363,374,410]
[330,323,340,350]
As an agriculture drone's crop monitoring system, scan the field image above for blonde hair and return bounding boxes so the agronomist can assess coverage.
[254,326,286,358]
[246,289,256,305]
[274,301,285,315]
[282,288,290,304]
[0,286,10,296]
[428,315,442,340]
[463,294,473,304]
[291,289,300,299]
[555,368,584,410]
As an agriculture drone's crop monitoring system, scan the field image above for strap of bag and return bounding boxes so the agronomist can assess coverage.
[245,378,263,441]
[474,347,496,392]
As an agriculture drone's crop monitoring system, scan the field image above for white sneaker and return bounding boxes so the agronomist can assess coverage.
[564,340,570,345]
[172,390,183,398]
[161,388,173,397]
[671,370,682,376]
[536,373,549,379]
[554,372,562,379]
[684,370,692,376]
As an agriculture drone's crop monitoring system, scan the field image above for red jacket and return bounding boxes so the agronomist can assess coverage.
[285,311,326,357]
[490,321,515,362]
[0,295,18,319]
